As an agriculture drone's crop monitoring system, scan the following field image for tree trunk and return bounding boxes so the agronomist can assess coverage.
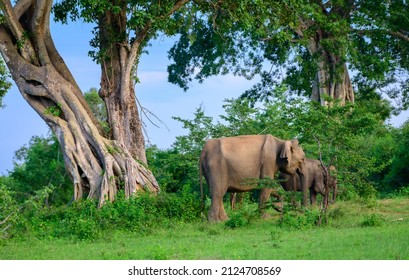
[98,8,148,164]
[308,35,355,106]
[0,0,159,206]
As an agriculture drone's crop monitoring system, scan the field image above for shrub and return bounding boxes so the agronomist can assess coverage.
[225,201,259,229]
[4,188,203,241]
[386,186,409,198]
[225,213,249,229]
[278,208,322,230]
[360,213,385,227]
[0,184,20,240]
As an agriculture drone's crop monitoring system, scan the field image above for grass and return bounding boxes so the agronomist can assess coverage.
[1,198,409,260]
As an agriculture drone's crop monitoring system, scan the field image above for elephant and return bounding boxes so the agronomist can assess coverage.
[199,134,306,222]
[279,158,337,205]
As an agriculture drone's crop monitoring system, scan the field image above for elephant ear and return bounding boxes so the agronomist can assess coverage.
[280,140,293,164]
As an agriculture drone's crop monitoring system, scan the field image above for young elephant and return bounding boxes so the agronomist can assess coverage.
[279,158,337,205]
[199,134,306,222]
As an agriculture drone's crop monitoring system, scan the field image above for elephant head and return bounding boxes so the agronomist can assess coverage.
[277,139,306,204]
[278,139,305,176]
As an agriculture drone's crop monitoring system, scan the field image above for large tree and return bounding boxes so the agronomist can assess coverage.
[0,0,188,205]
[168,0,409,109]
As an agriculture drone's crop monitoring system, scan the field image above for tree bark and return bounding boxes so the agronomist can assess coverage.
[308,36,355,106]
[98,7,148,164]
[0,0,159,206]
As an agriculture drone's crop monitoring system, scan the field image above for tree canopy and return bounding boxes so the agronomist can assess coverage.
[168,0,409,111]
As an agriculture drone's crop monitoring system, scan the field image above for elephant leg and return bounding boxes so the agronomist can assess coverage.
[310,190,317,205]
[259,188,273,219]
[218,199,229,221]
[208,186,226,222]
[208,197,221,222]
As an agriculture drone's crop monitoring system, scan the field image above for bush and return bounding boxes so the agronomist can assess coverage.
[225,213,249,229]
[360,213,385,227]
[386,186,409,198]
[225,204,258,229]
[278,208,322,230]
[0,184,20,240]
[5,188,202,241]
[58,217,101,240]
[9,135,73,205]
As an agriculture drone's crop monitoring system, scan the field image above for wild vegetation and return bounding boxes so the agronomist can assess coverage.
[1,195,408,259]
[2,92,409,259]
[1,0,409,260]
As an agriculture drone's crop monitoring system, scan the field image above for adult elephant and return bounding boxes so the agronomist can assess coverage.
[199,134,306,222]
[279,158,337,205]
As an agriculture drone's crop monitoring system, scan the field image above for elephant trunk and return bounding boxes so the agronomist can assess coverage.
[297,168,308,207]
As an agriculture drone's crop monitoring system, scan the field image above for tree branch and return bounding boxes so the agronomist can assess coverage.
[0,0,37,63]
[30,0,52,66]
[0,207,22,226]
[13,0,34,19]
[128,0,189,69]
[352,28,409,43]
[0,0,25,40]
[387,30,409,43]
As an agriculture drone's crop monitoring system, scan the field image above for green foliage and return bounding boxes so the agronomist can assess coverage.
[360,213,385,227]
[5,188,202,241]
[225,204,258,229]
[167,0,409,113]
[0,57,11,108]
[0,184,20,240]
[0,184,57,240]
[392,186,409,198]
[10,135,73,205]
[278,208,322,230]
[84,87,110,136]
[224,213,249,229]
[381,121,409,193]
[146,146,199,193]
[172,106,215,154]
[44,103,63,117]
[354,0,409,112]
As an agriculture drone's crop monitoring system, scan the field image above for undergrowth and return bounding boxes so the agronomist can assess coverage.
[2,184,202,242]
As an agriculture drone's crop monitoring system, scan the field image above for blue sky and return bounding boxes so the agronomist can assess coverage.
[1,20,409,175]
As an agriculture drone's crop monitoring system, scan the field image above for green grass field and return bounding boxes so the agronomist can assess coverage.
[1,198,409,260]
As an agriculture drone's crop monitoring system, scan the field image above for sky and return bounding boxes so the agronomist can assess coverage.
[1,20,409,175]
